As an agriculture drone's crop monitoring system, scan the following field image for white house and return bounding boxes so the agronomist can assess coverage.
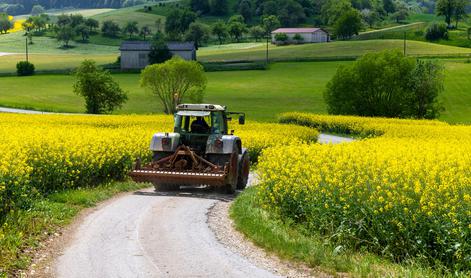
[271,28,330,44]
[119,41,196,70]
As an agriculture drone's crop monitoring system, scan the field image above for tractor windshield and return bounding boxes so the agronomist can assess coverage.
[174,111,227,135]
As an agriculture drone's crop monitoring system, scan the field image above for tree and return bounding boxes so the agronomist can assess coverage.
[165,8,197,39]
[155,18,163,32]
[436,0,455,28]
[73,60,128,114]
[383,0,396,14]
[468,27,471,40]
[249,25,265,41]
[75,24,90,42]
[57,14,71,27]
[238,0,252,23]
[185,22,209,48]
[262,15,280,35]
[408,60,445,119]
[334,9,362,40]
[140,25,152,39]
[321,0,353,25]
[148,33,173,64]
[210,0,229,16]
[0,14,12,34]
[361,8,379,28]
[69,14,85,28]
[85,18,99,32]
[190,0,210,14]
[453,0,468,28]
[277,0,306,27]
[425,22,448,40]
[31,5,45,16]
[212,20,228,44]
[123,21,139,38]
[324,50,444,119]
[56,25,75,47]
[228,19,247,42]
[101,20,121,37]
[391,2,409,23]
[140,57,207,114]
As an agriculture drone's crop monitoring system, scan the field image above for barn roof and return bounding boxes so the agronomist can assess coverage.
[120,41,196,51]
[271,28,325,34]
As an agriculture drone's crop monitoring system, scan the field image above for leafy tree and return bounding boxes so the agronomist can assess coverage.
[210,0,229,16]
[391,2,409,23]
[425,22,449,40]
[408,60,445,119]
[321,0,353,25]
[56,25,75,47]
[16,61,35,76]
[75,24,90,41]
[324,50,444,119]
[101,20,121,37]
[228,19,247,42]
[123,21,139,38]
[140,56,207,114]
[228,14,245,24]
[57,14,71,27]
[238,0,252,23]
[73,60,128,114]
[85,18,99,32]
[185,22,209,48]
[212,20,228,44]
[0,13,12,34]
[274,32,288,44]
[436,0,456,28]
[453,0,468,28]
[69,14,84,28]
[155,18,163,32]
[361,8,379,28]
[261,1,278,16]
[249,25,265,41]
[140,25,152,39]
[30,4,45,16]
[165,8,197,39]
[262,15,280,35]
[190,0,210,14]
[382,0,396,14]
[334,9,362,39]
[277,0,306,27]
[148,33,173,64]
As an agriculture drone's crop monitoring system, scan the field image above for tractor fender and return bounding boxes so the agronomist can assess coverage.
[150,133,180,152]
[206,135,241,155]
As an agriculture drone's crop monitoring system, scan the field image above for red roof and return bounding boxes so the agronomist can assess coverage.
[272,28,322,34]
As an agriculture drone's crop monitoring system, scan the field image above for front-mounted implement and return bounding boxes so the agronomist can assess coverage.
[130,104,250,193]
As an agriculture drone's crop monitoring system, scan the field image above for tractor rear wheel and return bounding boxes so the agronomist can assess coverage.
[237,151,250,190]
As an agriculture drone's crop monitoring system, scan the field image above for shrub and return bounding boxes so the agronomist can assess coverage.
[425,22,448,41]
[274,33,288,44]
[16,61,35,76]
[293,33,304,43]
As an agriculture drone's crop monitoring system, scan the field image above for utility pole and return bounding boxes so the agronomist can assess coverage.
[403,31,407,56]
[266,33,269,65]
[25,34,29,62]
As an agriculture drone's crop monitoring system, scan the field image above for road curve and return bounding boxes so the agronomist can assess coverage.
[55,135,351,278]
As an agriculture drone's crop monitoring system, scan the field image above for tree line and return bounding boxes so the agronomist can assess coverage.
[0,0,135,15]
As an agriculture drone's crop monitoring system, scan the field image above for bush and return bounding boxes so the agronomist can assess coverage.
[16,61,35,76]
[425,22,448,41]
[293,33,304,44]
[274,33,288,44]
[324,50,444,119]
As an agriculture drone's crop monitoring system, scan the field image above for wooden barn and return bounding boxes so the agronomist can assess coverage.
[271,28,330,44]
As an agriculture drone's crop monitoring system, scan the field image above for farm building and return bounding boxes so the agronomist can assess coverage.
[119,41,196,70]
[271,28,330,44]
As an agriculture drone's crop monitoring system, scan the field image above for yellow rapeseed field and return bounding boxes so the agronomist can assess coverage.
[258,112,471,271]
[0,113,318,220]
[7,16,24,33]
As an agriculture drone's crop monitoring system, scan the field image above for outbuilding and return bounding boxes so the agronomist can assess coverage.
[271,28,330,44]
[119,41,196,70]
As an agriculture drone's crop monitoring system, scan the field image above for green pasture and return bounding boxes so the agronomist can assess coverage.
[198,40,471,62]
[91,5,165,32]
[0,60,470,123]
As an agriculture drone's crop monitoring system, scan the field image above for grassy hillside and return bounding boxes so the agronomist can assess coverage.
[0,60,469,123]
[198,40,471,62]
[91,5,165,32]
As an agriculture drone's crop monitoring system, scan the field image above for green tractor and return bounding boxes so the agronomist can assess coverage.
[130,104,250,193]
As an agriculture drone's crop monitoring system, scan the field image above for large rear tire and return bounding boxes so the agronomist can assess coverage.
[236,151,250,190]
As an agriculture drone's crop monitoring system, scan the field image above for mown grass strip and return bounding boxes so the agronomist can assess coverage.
[230,186,457,277]
[0,181,150,276]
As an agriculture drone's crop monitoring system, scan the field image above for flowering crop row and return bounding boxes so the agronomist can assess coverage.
[0,113,317,220]
[258,113,471,271]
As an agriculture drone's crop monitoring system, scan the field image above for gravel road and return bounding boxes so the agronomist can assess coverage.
[54,135,350,278]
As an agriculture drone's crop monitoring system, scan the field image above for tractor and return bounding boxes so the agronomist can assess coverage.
[130,104,250,193]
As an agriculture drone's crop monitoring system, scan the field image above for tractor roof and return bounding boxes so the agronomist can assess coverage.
[177,104,226,112]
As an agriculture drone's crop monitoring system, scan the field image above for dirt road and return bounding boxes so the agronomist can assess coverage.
[54,135,350,278]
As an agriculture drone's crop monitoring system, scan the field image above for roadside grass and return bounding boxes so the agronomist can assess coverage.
[198,40,471,62]
[0,54,117,74]
[0,60,470,123]
[0,181,150,275]
[230,186,457,277]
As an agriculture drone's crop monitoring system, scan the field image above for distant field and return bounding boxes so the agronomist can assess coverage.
[91,5,165,32]
[0,54,117,73]
[0,60,470,123]
[198,40,471,62]
[0,32,119,54]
